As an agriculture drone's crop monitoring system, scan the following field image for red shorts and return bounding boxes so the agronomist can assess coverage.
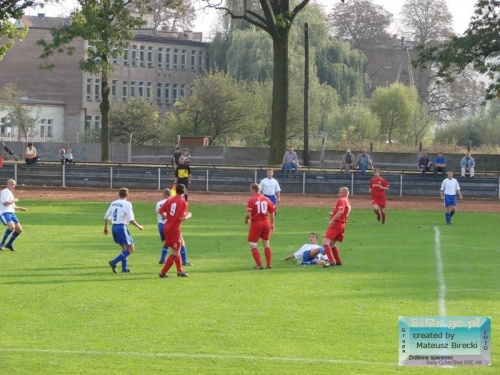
[371,198,386,209]
[324,222,345,243]
[164,227,182,250]
[248,220,271,242]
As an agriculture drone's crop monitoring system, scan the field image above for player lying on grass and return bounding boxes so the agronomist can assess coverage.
[282,233,330,267]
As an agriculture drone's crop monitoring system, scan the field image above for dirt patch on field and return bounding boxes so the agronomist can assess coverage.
[15,186,499,212]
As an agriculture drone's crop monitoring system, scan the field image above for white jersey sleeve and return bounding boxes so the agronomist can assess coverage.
[156,199,167,223]
[293,244,321,259]
[104,199,135,224]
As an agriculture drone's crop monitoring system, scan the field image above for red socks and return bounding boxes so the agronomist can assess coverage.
[382,212,386,223]
[174,256,184,273]
[161,254,177,275]
[264,247,272,268]
[251,248,262,267]
[332,246,342,265]
[323,244,335,263]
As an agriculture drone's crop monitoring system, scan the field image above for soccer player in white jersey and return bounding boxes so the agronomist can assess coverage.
[440,171,463,225]
[282,233,330,267]
[259,169,281,207]
[104,187,143,273]
[0,179,27,251]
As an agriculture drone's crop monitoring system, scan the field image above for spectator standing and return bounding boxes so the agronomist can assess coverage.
[356,149,373,175]
[175,156,191,201]
[460,151,475,178]
[340,149,355,174]
[105,187,144,273]
[172,147,182,167]
[245,183,276,269]
[418,149,432,175]
[369,169,390,224]
[59,149,65,165]
[322,187,351,266]
[64,148,74,165]
[433,152,447,175]
[182,148,191,164]
[440,171,462,225]
[281,146,299,177]
[259,169,281,207]
[0,179,27,251]
[24,142,39,165]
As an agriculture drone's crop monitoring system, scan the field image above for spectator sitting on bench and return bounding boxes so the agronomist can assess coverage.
[460,151,475,178]
[433,151,447,175]
[418,149,432,175]
[281,146,299,177]
[340,149,355,174]
[356,149,373,175]
[25,142,40,165]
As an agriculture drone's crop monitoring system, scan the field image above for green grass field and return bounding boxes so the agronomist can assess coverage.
[0,199,498,374]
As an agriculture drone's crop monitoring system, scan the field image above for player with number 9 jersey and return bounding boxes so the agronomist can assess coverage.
[159,194,188,251]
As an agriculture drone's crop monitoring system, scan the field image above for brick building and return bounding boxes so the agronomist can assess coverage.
[0,14,209,143]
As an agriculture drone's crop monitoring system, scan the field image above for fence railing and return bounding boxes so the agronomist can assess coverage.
[1,163,499,199]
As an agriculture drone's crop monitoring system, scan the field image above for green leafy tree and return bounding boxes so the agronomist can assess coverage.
[0,0,36,60]
[329,101,380,143]
[203,0,320,163]
[109,98,161,144]
[36,0,149,161]
[406,102,434,146]
[370,83,418,144]
[0,83,40,140]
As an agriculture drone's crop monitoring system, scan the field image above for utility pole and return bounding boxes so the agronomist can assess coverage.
[303,22,310,166]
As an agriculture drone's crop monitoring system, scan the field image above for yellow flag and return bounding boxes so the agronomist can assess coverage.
[171,182,177,197]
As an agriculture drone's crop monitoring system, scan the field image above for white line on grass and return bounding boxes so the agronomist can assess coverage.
[434,226,446,316]
[0,348,391,367]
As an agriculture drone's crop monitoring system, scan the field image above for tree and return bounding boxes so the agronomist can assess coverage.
[109,98,161,144]
[0,0,36,60]
[36,0,149,161]
[415,0,500,102]
[170,70,254,145]
[0,83,40,140]
[406,102,434,146]
[370,83,418,144]
[203,0,315,163]
[149,0,195,32]
[328,0,392,51]
[329,101,380,142]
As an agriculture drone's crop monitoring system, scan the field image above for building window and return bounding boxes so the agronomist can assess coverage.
[181,49,186,70]
[40,119,46,136]
[123,48,129,66]
[191,50,196,71]
[166,48,171,69]
[180,84,185,98]
[86,78,92,101]
[122,81,128,101]
[138,81,144,97]
[130,81,136,97]
[0,117,6,135]
[132,45,138,66]
[158,47,163,69]
[112,44,118,66]
[157,82,162,103]
[205,52,210,71]
[94,115,101,129]
[140,46,145,67]
[95,78,101,101]
[173,84,178,102]
[148,46,153,68]
[198,51,204,71]
[47,119,53,137]
[165,83,170,104]
[147,82,152,99]
[112,80,117,97]
[85,116,92,130]
[173,49,178,69]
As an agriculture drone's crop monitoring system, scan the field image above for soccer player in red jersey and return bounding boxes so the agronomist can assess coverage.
[369,169,390,224]
[322,187,351,266]
[158,184,192,278]
[245,183,276,269]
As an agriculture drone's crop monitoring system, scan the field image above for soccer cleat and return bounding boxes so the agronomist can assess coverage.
[382,221,386,225]
[182,261,193,266]
[0,243,4,250]
[253,266,263,270]
[158,273,168,278]
[266,266,272,269]
[158,260,165,264]
[122,269,132,273]
[5,244,15,251]
[336,262,343,266]
[323,262,330,268]
[108,260,117,273]
[177,272,188,277]
[329,262,337,267]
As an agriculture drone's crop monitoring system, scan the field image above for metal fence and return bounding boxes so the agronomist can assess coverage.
[1,164,499,199]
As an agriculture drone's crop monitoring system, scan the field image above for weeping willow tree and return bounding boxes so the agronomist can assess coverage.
[316,40,366,104]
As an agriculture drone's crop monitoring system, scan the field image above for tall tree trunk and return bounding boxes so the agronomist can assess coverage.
[268,34,289,164]
[100,71,111,162]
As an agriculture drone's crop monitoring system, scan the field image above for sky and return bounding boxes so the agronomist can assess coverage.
[29,0,478,40]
